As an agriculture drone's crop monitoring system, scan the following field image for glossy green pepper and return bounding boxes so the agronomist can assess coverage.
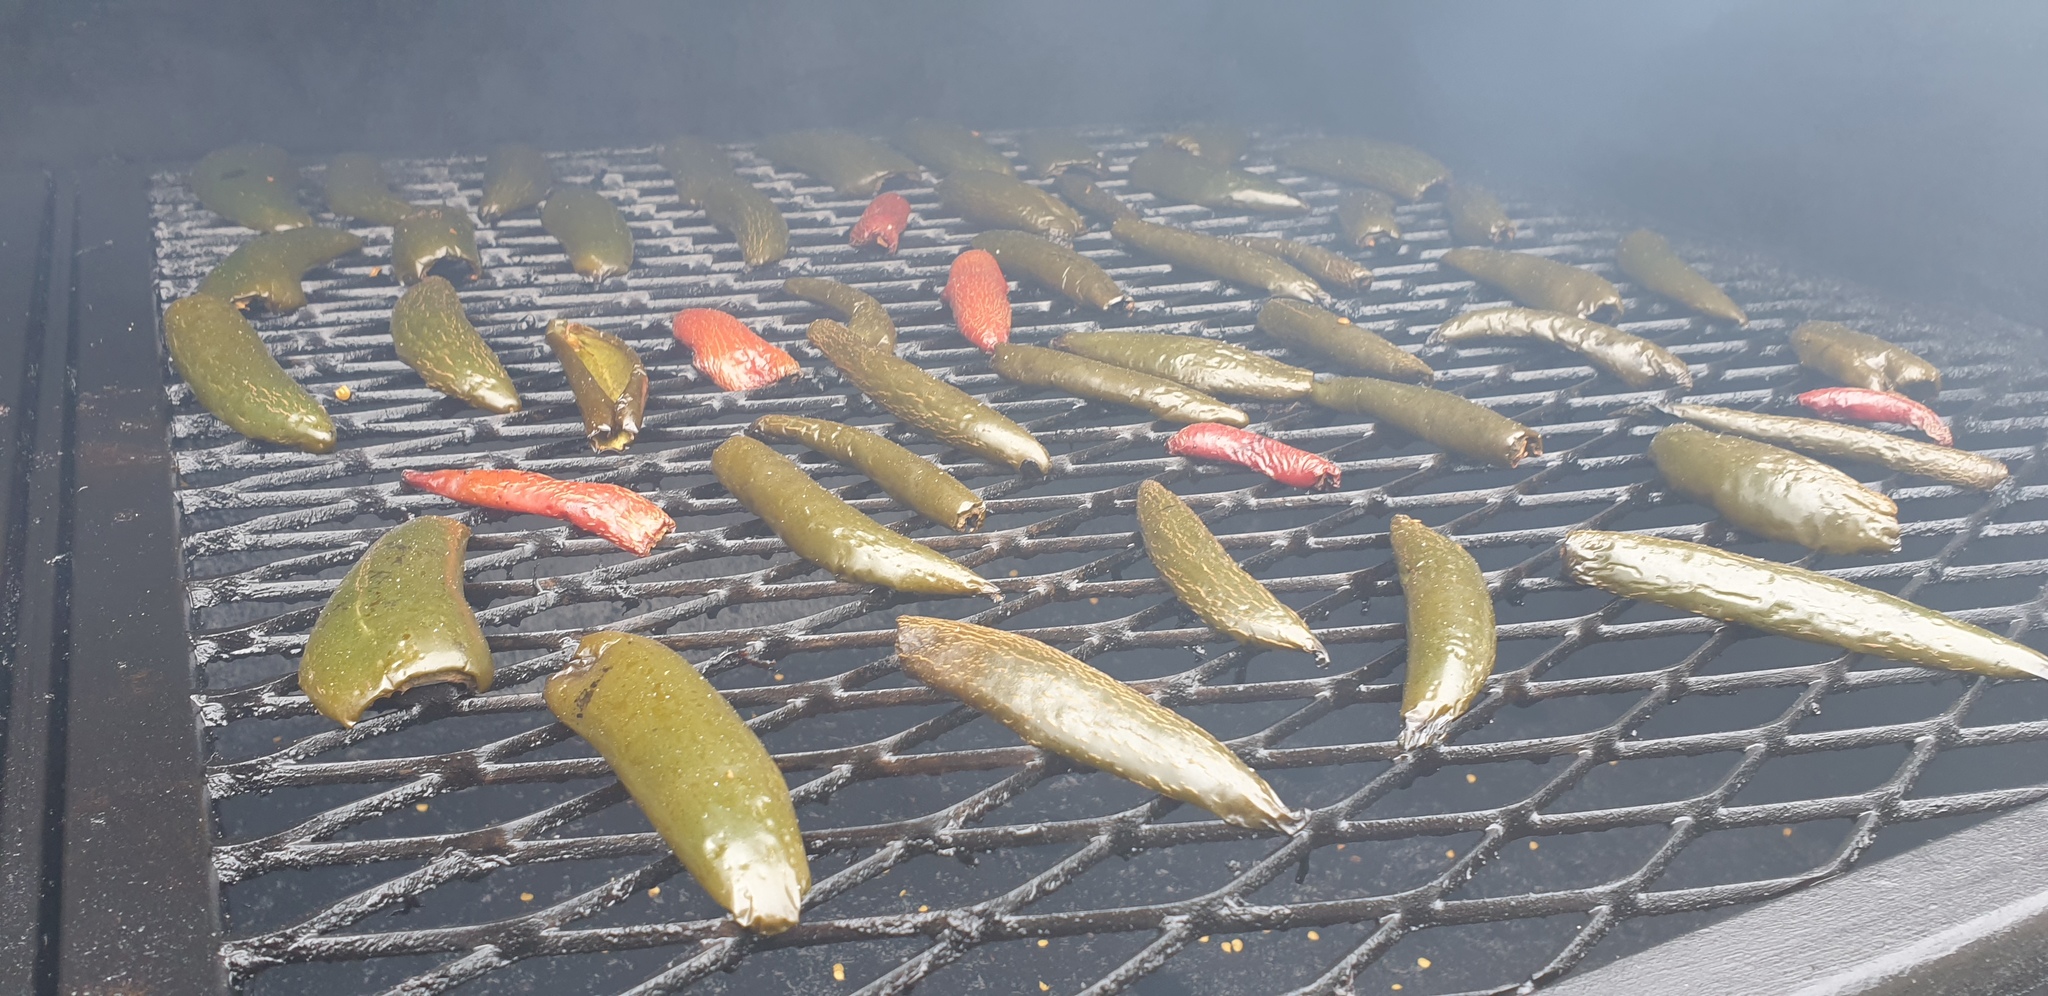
[1391,514,1495,749]
[971,230,1128,312]
[300,516,492,726]
[1445,183,1514,244]
[1279,137,1449,202]
[991,343,1249,426]
[807,319,1049,473]
[162,293,335,452]
[1563,530,2048,680]
[894,119,1014,176]
[1053,330,1313,400]
[322,153,414,226]
[1129,144,1307,215]
[1225,234,1372,293]
[1649,424,1898,554]
[662,137,789,268]
[749,414,986,532]
[937,170,1086,240]
[1310,375,1541,467]
[545,631,810,933]
[541,187,635,281]
[1440,247,1623,320]
[1789,321,1941,398]
[391,276,520,413]
[756,130,920,197]
[1019,130,1103,177]
[1054,172,1138,225]
[1662,402,2007,490]
[1337,189,1402,247]
[1111,217,1326,303]
[712,435,999,598]
[191,143,310,231]
[1138,479,1327,663]
[545,320,646,451]
[783,276,896,349]
[197,226,362,313]
[1616,230,1746,326]
[1432,307,1690,389]
[1256,299,1433,383]
[896,616,1301,832]
[391,205,483,284]
[477,143,549,224]
[1162,124,1249,163]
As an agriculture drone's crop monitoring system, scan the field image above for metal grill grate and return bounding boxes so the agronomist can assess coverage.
[149,130,2048,995]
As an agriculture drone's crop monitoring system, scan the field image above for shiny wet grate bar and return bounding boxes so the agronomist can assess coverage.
[150,129,2048,994]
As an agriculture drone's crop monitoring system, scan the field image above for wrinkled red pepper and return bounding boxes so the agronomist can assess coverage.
[1167,423,1341,490]
[402,469,676,555]
[1796,387,1951,445]
[849,192,911,253]
[670,308,800,392]
[942,248,1010,352]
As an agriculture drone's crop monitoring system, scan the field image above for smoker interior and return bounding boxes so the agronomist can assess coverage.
[138,134,2048,994]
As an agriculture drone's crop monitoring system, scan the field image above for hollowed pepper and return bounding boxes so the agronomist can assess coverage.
[1661,402,2007,491]
[1055,172,1138,225]
[542,187,635,282]
[1111,217,1326,303]
[970,230,1128,312]
[163,292,335,452]
[749,415,987,532]
[937,170,1086,240]
[1168,423,1340,490]
[784,276,896,349]
[391,205,483,285]
[1137,479,1328,664]
[1310,375,1541,468]
[197,226,362,313]
[323,153,413,225]
[1129,144,1306,215]
[671,308,799,393]
[477,143,549,224]
[1441,248,1624,320]
[850,192,912,253]
[1432,307,1690,389]
[1615,230,1746,325]
[1338,189,1402,248]
[1053,330,1314,401]
[1257,299,1433,384]
[545,320,647,451]
[1391,515,1496,749]
[1446,183,1514,244]
[991,343,1249,426]
[1019,130,1103,177]
[1789,321,1941,399]
[757,130,920,197]
[403,469,674,555]
[391,276,520,413]
[1649,424,1899,555]
[1279,137,1449,202]
[807,319,1049,474]
[191,143,310,231]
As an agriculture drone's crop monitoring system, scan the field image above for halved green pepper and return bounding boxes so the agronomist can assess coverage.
[1616,229,1746,325]
[1279,137,1449,202]
[545,631,810,934]
[1649,424,1899,554]
[756,130,920,197]
[712,435,999,598]
[1138,479,1327,664]
[894,119,1014,176]
[300,515,493,726]
[1446,183,1514,244]
[1257,299,1433,383]
[545,320,646,451]
[1053,330,1314,400]
[477,143,549,224]
[1310,375,1540,467]
[1019,130,1103,177]
[191,143,310,232]
[197,226,362,313]
[783,276,896,349]
[542,187,635,282]
[1391,514,1495,749]
[970,230,1128,312]
[992,343,1249,426]
[749,414,986,532]
[323,153,414,226]
[1225,234,1372,293]
[162,293,335,452]
[1432,307,1690,389]
[1054,172,1138,225]
[1789,321,1941,398]
[1129,144,1306,214]
[391,205,483,284]
[1111,217,1326,303]
[807,319,1049,473]
[1440,247,1623,320]
[1338,189,1402,247]
[937,170,1086,240]
[1662,402,2007,490]
[391,276,520,413]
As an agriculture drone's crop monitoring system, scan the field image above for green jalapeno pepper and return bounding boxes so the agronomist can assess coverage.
[991,343,1249,426]
[657,134,733,185]
[1432,307,1690,389]
[322,153,414,226]
[894,119,1014,176]
[1662,402,2007,490]
[1054,172,1138,225]
[391,205,483,285]
[1445,183,1514,244]
[1138,479,1327,663]
[1279,137,1449,202]
[749,414,986,532]
[477,143,549,224]
[1225,234,1372,293]
[807,319,1049,473]
[1337,189,1402,247]
[1391,514,1495,749]
[662,137,789,268]
[1162,124,1249,163]
[1615,229,1746,326]
[541,187,635,282]
[1111,217,1326,303]
[937,169,1086,240]
[1789,321,1941,398]
[1256,299,1433,383]
[162,293,335,452]
[1440,247,1623,320]
[191,143,311,232]
[970,230,1128,312]
[1310,375,1540,467]
[1053,330,1314,400]
[300,515,493,726]
[545,631,810,934]
[1129,144,1307,215]
[197,226,362,313]
[783,276,896,349]
[545,319,646,451]
[391,276,520,413]
[1019,130,1103,177]
[756,130,920,197]
[1649,424,1899,554]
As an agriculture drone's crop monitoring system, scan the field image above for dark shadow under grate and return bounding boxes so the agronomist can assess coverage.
[149,130,2048,995]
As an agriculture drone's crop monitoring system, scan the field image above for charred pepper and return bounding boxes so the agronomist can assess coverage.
[1563,530,2048,680]
[477,143,549,224]
[1661,403,2007,490]
[1432,307,1690,389]
[1789,321,1941,399]
[749,414,987,532]
[1337,189,1402,248]
[937,170,1086,240]
[1391,514,1495,749]
[545,320,647,451]
[991,343,1249,426]
[757,130,920,197]
[162,292,336,452]
[896,616,1301,831]
[1445,183,1514,244]
[1256,299,1433,383]
[323,153,413,226]
[1440,247,1624,320]
[971,229,1128,312]
[1019,130,1103,177]
[712,434,999,598]
[807,319,1050,473]
[1797,387,1951,445]
[1615,229,1746,326]
[1649,424,1899,555]
[943,249,1011,352]
[1168,422,1340,490]
[191,143,310,231]
[1055,172,1138,225]
[391,205,483,284]
[299,516,492,726]
[1054,330,1313,401]
[1128,144,1307,215]
[390,276,520,413]
[1279,137,1449,202]
[197,226,362,313]
[1225,234,1372,293]
[894,119,1014,176]
[784,276,897,350]
[670,308,799,392]
[1310,375,1540,468]
[849,192,912,253]
[545,631,810,933]
[1111,217,1326,303]
[1138,479,1329,664]
[541,187,635,281]
[403,469,673,555]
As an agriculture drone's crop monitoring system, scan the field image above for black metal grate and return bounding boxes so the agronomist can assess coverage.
[149,130,2048,995]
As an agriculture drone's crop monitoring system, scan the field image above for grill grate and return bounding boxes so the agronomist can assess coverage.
[149,130,2048,995]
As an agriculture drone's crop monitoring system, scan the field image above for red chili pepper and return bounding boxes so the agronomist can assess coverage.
[1167,423,1341,490]
[942,248,1011,352]
[670,308,799,392]
[1796,387,1952,445]
[403,469,676,556]
[849,192,911,253]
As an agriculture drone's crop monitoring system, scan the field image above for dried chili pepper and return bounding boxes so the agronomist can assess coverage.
[670,308,799,392]
[403,468,674,556]
[942,248,1011,352]
[849,191,912,252]
[1797,387,1952,446]
[1167,423,1339,490]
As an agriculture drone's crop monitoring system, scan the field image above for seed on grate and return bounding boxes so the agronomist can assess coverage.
[1417,956,1432,969]
[833,964,846,982]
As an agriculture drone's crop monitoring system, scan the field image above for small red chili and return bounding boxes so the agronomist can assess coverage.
[942,248,1011,352]
[1167,423,1341,490]
[1796,387,1951,446]
[849,192,911,253]
[670,308,800,392]
[402,469,675,555]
